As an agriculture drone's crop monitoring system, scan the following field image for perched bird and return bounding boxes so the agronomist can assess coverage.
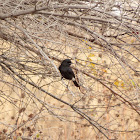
[59,59,79,87]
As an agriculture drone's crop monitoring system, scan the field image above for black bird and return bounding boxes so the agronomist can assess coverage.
[59,59,79,87]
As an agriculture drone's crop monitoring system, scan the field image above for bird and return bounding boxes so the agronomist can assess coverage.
[59,59,79,87]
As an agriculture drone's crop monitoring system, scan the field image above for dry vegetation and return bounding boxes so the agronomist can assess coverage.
[0,0,140,140]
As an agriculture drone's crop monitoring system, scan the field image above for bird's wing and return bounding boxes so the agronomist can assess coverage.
[67,67,75,77]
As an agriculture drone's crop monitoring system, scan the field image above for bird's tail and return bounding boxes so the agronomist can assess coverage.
[73,80,80,87]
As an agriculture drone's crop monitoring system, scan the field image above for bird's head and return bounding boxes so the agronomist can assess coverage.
[61,59,72,66]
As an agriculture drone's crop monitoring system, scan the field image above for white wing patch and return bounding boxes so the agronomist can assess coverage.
[72,77,76,81]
